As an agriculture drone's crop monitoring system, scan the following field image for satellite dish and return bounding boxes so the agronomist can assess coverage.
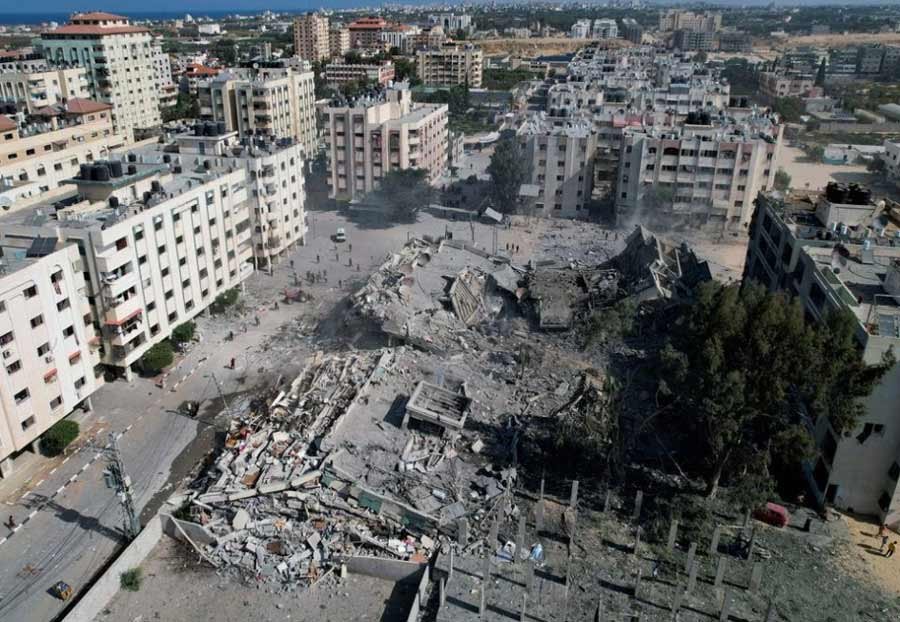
[0,196,13,211]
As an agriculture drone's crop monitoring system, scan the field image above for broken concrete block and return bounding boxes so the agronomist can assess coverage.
[233,509,251,530]
[259,480,290,495]
[471,438,484,454]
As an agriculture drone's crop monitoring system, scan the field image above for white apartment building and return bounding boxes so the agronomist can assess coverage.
[0,100,126,206]
[659,10,722,33]
[380,25,422,54]
[293,13,330,62]
[429,14,473,35]
[615,113,783,229]
[323,85,449,201]
[571,20,593,39]
[518,115,597,218]
[759,71,816,100]
[416,44,483,88]
[592,19,619,40]
[161,126,308,269]
[0,66,89,113]
[0,158,254,380]
[883,139,900,188]
[150,39,174,90]
[325,61,395,87]
[746,188,900,520]
[0,243,103,477]
[198,63,317,158]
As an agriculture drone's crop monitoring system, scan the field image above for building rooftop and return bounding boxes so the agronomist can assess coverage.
[518,113,593,138]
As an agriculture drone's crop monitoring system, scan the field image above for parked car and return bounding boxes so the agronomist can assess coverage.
[753,502,790,528]
[333,227,347,243]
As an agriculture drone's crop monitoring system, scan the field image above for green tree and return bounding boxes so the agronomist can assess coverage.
[120,568,143,592]
[376,169,434,222]
[171,321,196,345]
[658,281,891,498]
[487,135,528,214]
[392,56,420,85]
[211,288,239,314]
[805,144,826,162]
[774,168,791,191]
[162,91,199,123]
[774,97,805,123]
[41,420,79,457]
[141,341,174,374]
[212,38,238,65]
[694,50,708,64]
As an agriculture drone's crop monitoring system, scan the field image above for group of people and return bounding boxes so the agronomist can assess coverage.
[879,524,897,557]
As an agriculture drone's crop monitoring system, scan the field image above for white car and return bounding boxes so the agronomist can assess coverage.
[334,227,347,242]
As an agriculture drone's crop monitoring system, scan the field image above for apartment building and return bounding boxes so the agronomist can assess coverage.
[718,31,752,53]
[380,25,421,54]
[325,61,395,87]
[571,20,592,39]
[615,113,782,229]
[323,85,448,201]
[329,27,351,59]
[518,116,596,218]
[293,13,330,62]
[620,18,644,44]
[198,63,317,157]
[744,187,900,520]
[0,99,126,205]
[592,19,619,40]
[41,12,162,141]
[883,139,900,187]
[134,125,308,270]
[429,14,473,35]
[0,66,89,113]
[759,71,816,99]
[672,30,715,52]
[0,158,255,380]
[0,52,49,75]
[0,243,103,477]
[150,39,174,90]
[416,43,483,88]
[659,10,722,33]
[182,64,220,95]
[348,17,387,51]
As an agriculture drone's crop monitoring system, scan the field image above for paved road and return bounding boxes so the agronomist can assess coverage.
[0,206,511,622]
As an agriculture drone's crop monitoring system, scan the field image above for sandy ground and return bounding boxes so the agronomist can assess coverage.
[779,145,874,192]
[478,37,626,57]
[837,513,900,598]
[95,537,413,622]
[761,32,900,53]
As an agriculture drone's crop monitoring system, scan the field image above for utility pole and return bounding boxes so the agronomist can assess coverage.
[211,372,231,418]
[102,432,140,541]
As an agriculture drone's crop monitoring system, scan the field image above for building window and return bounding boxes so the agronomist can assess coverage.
[6,360,21,374]
[24,285,37,298]
[14,388,29,404]
[62,325,75,338]
[37,342,49,356]
[49,395,62,410]
[1,331,14,346]
[21,416,35,431]
[30,315,44,328]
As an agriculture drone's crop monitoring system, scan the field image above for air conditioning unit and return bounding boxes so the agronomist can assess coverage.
[44,355,54,364]
[1,349,11,359]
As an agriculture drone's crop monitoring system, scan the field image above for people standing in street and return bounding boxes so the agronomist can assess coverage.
[886,541,897,558]
[881,533,889,552]
[230,357,236,369]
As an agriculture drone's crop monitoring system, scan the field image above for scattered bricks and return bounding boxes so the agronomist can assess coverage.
[686,560,698,595]
[749,562,763,594]
[709,524,721,556]
[685,542,697,574]
[714,556,728,588]
[632,490,643,521]
[667,520,679,552]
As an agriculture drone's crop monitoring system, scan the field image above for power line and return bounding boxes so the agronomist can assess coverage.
[100,432,140,541]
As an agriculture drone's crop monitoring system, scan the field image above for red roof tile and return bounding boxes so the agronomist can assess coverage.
[0,115,16,132]
[65,98,112,114]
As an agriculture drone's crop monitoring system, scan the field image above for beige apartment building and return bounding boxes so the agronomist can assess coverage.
[325,61,395,87]
[41,12,162,141]
[323,85,448,201]
[0,66,90,113]
[0,243,103,477]
[0,157,255,380]
[615,114,783,229]
[518,116,597,218]
[198,64,317,157]
[745,188,900,520]
[0,99,126,205]
[293,13,330,62]
[416,43,483,88]
[329,27,351,59]
[348,17,387,51]
[659,10,722,32]
[759,71,817,100]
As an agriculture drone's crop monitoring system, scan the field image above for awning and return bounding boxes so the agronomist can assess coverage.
[44,368,58,381]
[105,308,142,326]
[68,351,81,362]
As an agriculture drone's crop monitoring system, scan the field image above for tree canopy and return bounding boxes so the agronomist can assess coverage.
[773,97,805,124]
[657,280,892,499]
[376,169,434,222]
[487,135,528,214]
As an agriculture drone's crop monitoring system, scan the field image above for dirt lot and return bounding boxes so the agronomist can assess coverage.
[758,32,900,53]
[478,37,625,57]
[779,145,874,192]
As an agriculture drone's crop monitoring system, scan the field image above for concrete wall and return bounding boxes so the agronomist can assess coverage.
[62,515,164,622]
[406,564,430,622]
[341,555,426,583]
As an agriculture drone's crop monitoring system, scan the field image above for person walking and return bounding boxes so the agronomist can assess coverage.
[881,533,889,552]
[887,541,897,558]
[230,357,236,370]
[6,516,15,529]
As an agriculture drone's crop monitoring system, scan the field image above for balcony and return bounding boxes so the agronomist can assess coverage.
[103,296,142,327]
[100,270,137,298]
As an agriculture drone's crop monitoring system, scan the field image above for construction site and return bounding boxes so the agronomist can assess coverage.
[85,217,900,622]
